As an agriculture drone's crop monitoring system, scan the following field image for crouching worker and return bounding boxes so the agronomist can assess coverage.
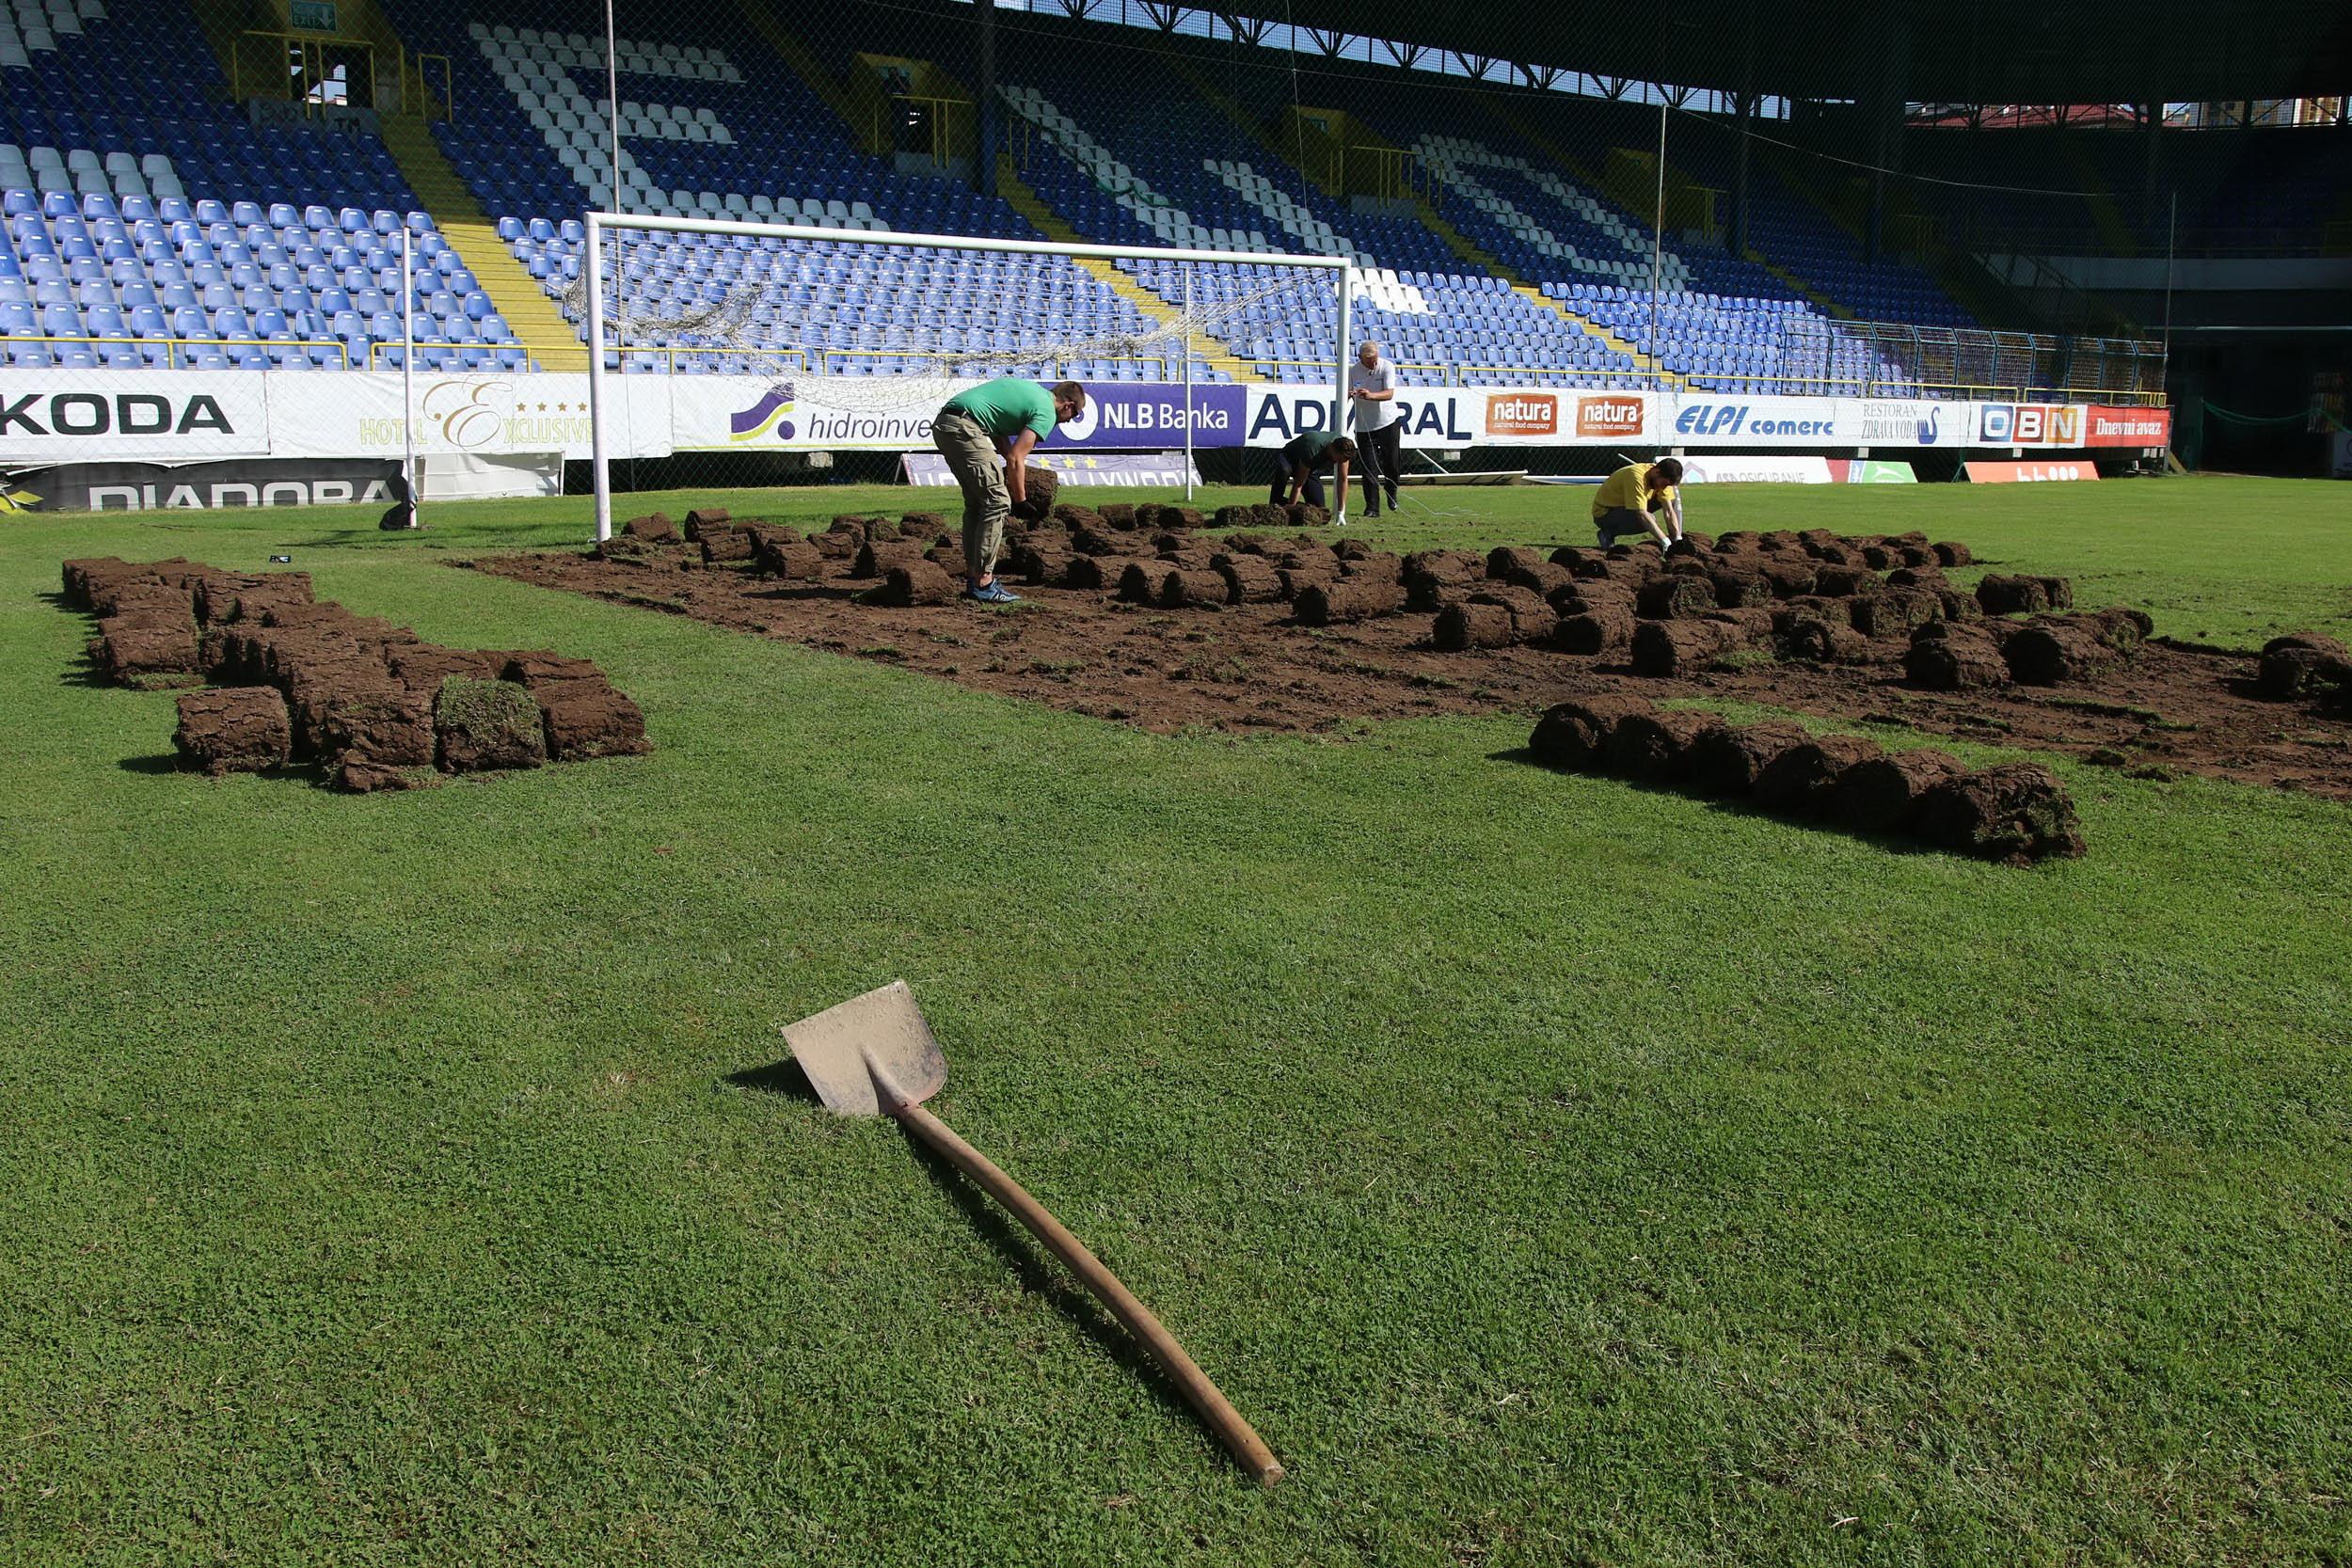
[1593,457,1684,548]
[931,377,1086,605]
[1270,429,1358,520]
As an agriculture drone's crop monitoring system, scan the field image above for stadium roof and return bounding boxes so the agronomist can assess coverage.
[1214,0,2352,108]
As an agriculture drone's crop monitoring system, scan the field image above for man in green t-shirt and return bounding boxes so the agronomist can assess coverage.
[1270,429,1358,518]
[931,378,1087,604]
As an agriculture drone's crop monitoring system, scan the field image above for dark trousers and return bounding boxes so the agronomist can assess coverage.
[1596,506,1658,544]
[1356,421,1402,513]
[1270,466,1327,509]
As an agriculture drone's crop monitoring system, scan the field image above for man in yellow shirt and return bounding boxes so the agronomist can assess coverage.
[1592,457,1684,548]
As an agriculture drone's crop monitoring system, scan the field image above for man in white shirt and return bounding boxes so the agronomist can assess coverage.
[1346,341,1402,518]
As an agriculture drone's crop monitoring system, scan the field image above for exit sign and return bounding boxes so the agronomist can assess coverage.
[290,0,337,31]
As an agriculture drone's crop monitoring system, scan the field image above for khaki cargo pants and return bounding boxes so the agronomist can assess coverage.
[932,407,1009,581]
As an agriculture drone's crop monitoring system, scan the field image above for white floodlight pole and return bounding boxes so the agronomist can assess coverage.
[401,224,417,527]
[580,215,1349,543]
[1181,263,1195,501]
[587,212,612,541]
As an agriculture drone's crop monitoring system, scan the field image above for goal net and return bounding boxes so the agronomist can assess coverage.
[576,214,1352,536]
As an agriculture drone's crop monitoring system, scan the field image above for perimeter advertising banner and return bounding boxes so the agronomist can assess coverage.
[2082,405,2172,448]
[1676,455,1834,483]
[1963,460,2101,483]
[0,370,2144,470]
[270,372,670,461]
[0,372,269,461]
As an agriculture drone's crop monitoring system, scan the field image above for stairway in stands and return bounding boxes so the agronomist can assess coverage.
[375,115,586,370]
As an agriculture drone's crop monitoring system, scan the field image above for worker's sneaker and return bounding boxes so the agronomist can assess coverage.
[962,581,1021,605]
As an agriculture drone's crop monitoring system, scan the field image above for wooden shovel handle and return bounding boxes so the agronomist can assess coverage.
[887,1095,1285,1485]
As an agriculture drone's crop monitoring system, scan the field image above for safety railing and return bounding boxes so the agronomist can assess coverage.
[405,51,454,123]
[0,334,353,369]
[1238,356,2167,405]
[598,343,1181,379]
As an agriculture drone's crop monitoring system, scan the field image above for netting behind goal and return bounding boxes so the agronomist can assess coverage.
[573,214,1350,526]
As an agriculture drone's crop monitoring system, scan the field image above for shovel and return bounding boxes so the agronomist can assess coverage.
[780,980,1283,1485]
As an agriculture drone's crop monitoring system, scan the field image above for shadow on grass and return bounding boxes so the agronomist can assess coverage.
[901,1131,1209,1441]
[1488,744,1952,862]
[724,1057,1212,1449]
[723,1058,824,1106]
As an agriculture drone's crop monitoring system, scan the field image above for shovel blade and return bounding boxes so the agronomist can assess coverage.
[781,979,949,1117]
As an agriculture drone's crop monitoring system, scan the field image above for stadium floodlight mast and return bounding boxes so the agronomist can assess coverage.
[581,212,1354,542]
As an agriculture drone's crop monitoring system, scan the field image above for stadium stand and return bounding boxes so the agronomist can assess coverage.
[0,0,2265,392]
[0,0,532,369]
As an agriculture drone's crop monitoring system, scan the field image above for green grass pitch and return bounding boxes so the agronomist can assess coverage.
[2,473,2348,1565]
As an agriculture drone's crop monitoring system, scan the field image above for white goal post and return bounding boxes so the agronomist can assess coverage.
[582,212,1355,540]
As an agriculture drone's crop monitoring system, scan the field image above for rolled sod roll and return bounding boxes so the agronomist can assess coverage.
[434,677,546,773]
[1341,551,1407,587]
[1915,763,2086,865]
[873,560,958,607]
[1686,721,1812,796]
[1432,602,1516,650]
[1710,570,1770,609]
[1551,607,1635,656]
[1216,555,1283,604]
[1159,568,1229,610]
[1295,578,1406,626]
[1498,560,1576,601]
[2039,576,2074,610]
[621,513,678,543]
[1072,526,1123,557]
[1752,734,1886,816]
[2002,621,2122,685]
[1931,541,1974,567]
[1635,576,1717,620]
[1774,611,1867,665]
[1277,565,1337,601]
[1065,555,1144,591]
[2257,632,2352,699]
[1847,590,1943,640]
[699,527,755,564]
[1008,467,1057,522]
[1832,748,1970,832]
[1529,695,1655,769]
[1052,504,1103,531]
[681,507,731,539]
[1975,574,2049,615]
[1097,502,1136,529]
[1629,618,1736,676]
[1403,550,1486,610]
[1757,561,1818,598]
[97,622,202,686]
[1018,546,1073,587]
[1603,707,1725,782]
[808,532,857,560]
[1811,565,1884,598]
[1486,546,1548,580]
[762,541,827,580]
[173,687,292,776]
[1905,627,2010,690]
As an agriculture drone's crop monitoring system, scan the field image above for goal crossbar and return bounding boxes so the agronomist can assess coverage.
[582,212,1355,539]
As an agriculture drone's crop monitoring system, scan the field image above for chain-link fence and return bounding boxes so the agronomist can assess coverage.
[9,0,2345,510]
